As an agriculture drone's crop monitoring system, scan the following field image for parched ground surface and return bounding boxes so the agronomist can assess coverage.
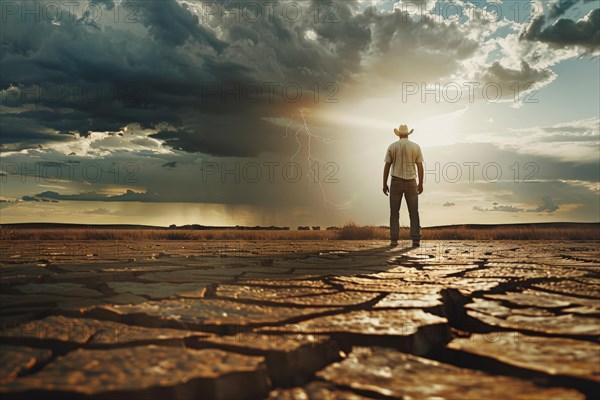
[0,240,598,399]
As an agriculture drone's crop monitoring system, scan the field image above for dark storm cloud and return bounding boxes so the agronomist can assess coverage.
[125,0,227,49]
[1,0,349,156]
[548,0,581,19]
[90,0,225,49]
[520,8,600,51]
[150,114,294,157]
[0,0,262,155]
[3,109,125,138]
[0,0,340,154]
[31,189,159,202]
[2,0,594,158]
[548,0,597,19]
[161,161,178,168]
[0,116,76,151]
[0,0,490,156]
[0,10,189,145]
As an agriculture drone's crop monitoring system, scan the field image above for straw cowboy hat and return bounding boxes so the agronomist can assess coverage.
[394,124,414,135]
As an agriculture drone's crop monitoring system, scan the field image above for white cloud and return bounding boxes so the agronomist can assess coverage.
[467,117,600,162]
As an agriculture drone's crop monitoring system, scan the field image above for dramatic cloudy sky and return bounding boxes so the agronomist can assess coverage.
[1,0,598,227]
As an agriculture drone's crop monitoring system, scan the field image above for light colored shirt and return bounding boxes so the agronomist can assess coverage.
[384,138,424,179]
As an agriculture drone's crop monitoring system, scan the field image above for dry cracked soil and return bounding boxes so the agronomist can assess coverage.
[0,239,598,399]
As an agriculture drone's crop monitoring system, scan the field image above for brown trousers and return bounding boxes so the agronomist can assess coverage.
[389,176,421,242]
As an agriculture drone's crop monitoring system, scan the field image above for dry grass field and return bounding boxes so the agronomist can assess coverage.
[1,222,597,241]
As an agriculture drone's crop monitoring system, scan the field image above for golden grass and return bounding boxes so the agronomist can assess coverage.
[338,221,385,240]
[0,223,597,241]
[422,225,599,240]
[0,228,337,241]
[333,221,599,240]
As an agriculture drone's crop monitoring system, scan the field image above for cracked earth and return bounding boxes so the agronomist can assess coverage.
[0,240,598,399]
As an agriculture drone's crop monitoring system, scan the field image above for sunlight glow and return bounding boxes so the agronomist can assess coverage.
[412,107,468,147]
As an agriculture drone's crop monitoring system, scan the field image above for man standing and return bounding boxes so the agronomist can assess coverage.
[383,124,424,247]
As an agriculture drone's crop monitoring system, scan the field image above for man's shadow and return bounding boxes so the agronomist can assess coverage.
[235,242,422,283]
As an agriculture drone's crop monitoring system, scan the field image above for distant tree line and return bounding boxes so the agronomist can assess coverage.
[298,226,341,231]
[169,224,291,230]
[168,224,342,231]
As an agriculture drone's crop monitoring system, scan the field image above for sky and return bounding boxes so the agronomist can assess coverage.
[1,0,599,227]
